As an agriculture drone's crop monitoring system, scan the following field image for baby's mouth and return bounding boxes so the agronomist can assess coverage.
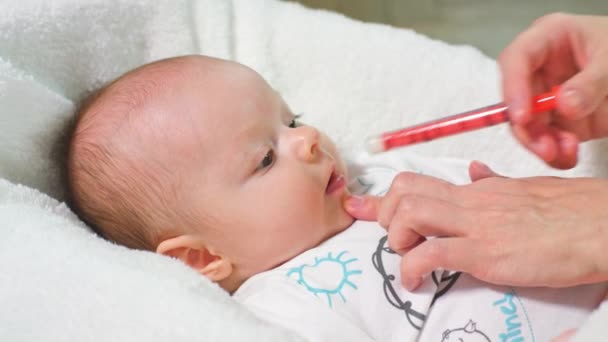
[326,168,346,194]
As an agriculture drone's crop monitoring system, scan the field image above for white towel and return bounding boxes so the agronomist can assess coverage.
[0,0,199,199]
[0,178,302,342]
[1,0,606,201]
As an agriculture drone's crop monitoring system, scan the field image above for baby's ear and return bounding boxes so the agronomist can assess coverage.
[156,235,233,282]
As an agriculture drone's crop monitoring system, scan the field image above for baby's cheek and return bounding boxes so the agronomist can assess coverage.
[320,134,346,175]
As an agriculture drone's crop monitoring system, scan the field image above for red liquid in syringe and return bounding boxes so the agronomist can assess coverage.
[367,87,559,153]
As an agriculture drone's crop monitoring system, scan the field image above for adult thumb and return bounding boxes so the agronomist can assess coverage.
[343,195,380,221]
[559,62,608,120]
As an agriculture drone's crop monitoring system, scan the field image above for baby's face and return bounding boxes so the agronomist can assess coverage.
[161,59,354,280]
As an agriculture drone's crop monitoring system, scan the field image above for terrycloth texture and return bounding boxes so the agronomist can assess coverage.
[0,179,301,342]
[0,0,200,199]
[1,0,606,201]
[0,0,606,341]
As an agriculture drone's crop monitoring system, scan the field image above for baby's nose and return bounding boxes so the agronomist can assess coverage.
[294,126,320,162]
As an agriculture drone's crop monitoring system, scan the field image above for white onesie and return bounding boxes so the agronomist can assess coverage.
[233,151,606,342]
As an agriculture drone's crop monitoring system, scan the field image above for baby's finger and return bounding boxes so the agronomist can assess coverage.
[400,238,479,291]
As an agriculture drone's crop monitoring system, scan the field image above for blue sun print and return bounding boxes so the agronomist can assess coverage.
[287,251,362,308]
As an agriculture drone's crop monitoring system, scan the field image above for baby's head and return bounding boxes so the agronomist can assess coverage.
[67,55,353,292]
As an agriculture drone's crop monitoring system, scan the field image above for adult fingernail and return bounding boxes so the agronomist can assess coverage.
[562,89,585,114]
[471,160,492,173]
[345,195,365,210]
[509,100,527,124]
[404,277,422,291]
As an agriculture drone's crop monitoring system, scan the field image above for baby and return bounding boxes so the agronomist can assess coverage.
[67,55,606,341]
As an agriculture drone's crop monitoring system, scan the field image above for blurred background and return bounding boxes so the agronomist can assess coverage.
[287,0,608,58]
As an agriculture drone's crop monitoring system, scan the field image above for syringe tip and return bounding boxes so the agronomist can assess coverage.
[365,136,386,154]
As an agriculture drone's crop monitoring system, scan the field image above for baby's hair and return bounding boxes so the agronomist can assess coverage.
[66,57,199,251]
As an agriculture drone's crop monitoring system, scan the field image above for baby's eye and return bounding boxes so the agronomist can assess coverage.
[256,149,275,171]
[288,114,302,128]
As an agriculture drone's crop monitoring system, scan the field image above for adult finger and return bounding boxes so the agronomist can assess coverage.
[400,237,480,291]
[344,195,380,221]
[551,328,577,342]
[559,60,608,120]
[555,96,608,141]
[499,24,549,124]
[388,172,456,200]
[378,172,458,228]
[510,121,559,163]
[588,97,608,139]
[545,129,579,169]
[386,195,475,256]
[468,160,501,181]
[512,123,578,169]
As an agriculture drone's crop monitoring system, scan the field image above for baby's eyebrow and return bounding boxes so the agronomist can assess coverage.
[280,98,294,115]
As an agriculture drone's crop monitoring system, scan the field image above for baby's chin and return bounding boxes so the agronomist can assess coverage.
[301,201,355,252]
[260,214,355,278]
[326,198,356,239]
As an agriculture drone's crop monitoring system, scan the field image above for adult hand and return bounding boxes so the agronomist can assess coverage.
[552,329,577,342]
[344,163,608,291]
[500,13,608,169]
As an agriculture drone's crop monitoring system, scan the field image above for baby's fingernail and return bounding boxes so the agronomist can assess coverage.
[345,195,365,209]
[404,277,422,291]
